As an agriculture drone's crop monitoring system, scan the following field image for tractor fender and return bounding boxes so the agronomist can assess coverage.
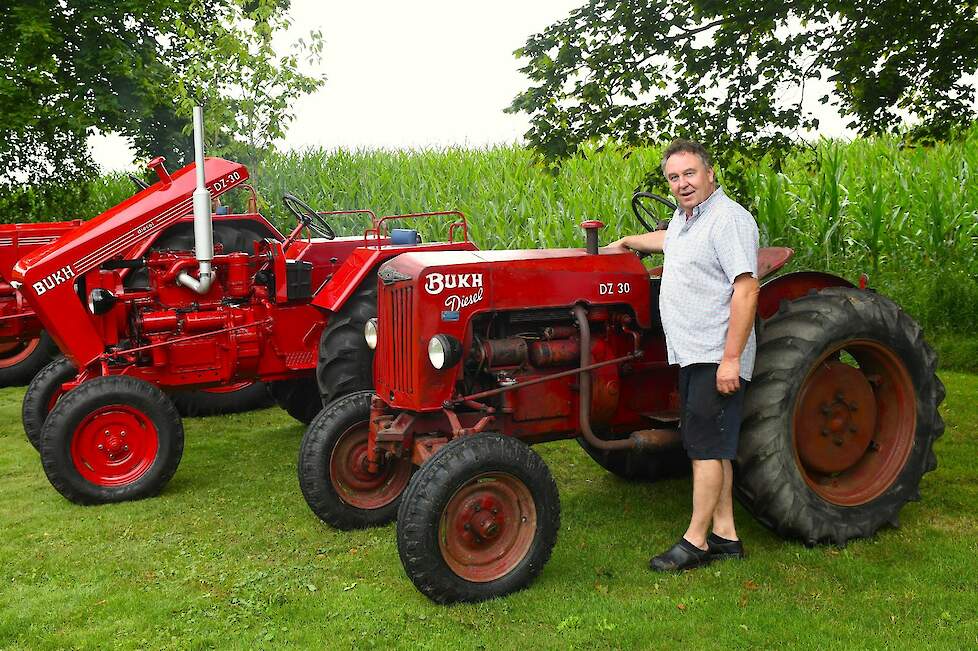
[311,241,479,314]
[757,271,854,320]
[311,248,389,313]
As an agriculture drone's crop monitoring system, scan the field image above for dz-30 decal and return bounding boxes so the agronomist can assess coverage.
[598,282,631,295]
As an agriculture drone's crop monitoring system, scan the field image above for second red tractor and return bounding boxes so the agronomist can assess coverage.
[15,111,477,505]
[298,198,943,603]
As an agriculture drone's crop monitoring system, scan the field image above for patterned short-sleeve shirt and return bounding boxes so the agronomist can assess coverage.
[659,186,759,380]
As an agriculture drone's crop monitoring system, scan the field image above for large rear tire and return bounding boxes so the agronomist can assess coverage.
[268,377,322,425]
[298,390,412,529]
[736,287,944,545]
[39,376,184,505]
[397,434,560,604]
[316,281,377,405]
[169,381,273,418]
[0,330,60,388]
[22,355,76,451]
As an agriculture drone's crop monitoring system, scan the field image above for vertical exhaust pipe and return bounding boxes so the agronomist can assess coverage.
[177,106,215,294]
[580,220,604,254]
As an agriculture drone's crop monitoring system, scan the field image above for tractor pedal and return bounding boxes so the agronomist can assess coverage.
[641,411,680,427]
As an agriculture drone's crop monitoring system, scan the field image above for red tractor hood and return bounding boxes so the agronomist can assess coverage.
[12,157,249,368]
[374,248,655,411]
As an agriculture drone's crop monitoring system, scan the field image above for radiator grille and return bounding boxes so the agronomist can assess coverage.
[384,285,414,395]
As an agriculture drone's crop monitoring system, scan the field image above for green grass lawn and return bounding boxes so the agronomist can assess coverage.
[2,373,976,650]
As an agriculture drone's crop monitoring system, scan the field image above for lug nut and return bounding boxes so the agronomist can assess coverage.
[849,425,858,433]
[97,444,104,450]
[833,438,844,446]
[463,523,471,531]
[820,404,831,415]
[473,504,481,512]
[848,402,858,411]
[821,428,830,436]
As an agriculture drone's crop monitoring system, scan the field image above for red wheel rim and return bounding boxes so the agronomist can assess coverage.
[70,405,160,487]
[792,339,917,506]
[201,381,254,395]
[438,472,537,583]
[0,337,40,369]
[329,422,411,510]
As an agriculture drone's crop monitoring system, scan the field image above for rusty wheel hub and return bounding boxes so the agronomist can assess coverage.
[329,423,411,510]
[439,472,536,583]
[796,361,877,474]
[792,340,916,506]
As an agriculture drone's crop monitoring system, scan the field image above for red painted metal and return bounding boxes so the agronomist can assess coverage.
[438,471,537,582]
[11,156,477,400]
[0,221,82,350]
[792,340,917,506]
[363,238,873,492]
[70,404,159,487]
[13,157,251,366]
[330,421,412,509]
[794,360,877,474]
[757,270,853,320]
[0,207,283,380]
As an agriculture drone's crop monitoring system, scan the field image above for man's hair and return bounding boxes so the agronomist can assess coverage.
[660,139,712,173]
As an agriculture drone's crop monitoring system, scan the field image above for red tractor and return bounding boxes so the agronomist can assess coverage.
[298,198,943,603]
[0,220,83,386]
[2,185,281,424]
[14,109,477,506]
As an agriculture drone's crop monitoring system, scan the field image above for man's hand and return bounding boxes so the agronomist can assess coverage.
[716,358,741,395]
[605,231,666,254]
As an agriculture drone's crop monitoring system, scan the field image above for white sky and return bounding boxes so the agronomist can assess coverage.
[90,0,862,172]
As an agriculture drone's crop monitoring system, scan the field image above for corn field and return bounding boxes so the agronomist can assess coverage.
[11,129,978,345]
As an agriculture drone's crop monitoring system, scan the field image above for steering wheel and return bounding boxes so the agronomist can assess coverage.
[631,191,676,232]
[283,192,336,240]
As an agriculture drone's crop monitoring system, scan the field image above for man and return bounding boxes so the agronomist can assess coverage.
[608,139,759,572]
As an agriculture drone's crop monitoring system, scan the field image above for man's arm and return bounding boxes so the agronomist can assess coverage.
[716,272,760,395]
[605,230,667,254]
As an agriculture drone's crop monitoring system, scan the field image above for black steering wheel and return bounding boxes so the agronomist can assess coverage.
[283,192,336,240]
[631,191,676,232]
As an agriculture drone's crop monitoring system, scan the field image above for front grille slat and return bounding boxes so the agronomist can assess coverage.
[384,285,414,396]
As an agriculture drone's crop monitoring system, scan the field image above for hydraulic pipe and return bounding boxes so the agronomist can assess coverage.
[574,305,634,451]
[177,106,215,294]
[573,304,679,452]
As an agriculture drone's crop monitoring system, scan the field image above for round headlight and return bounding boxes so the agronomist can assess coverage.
[364,318,378,350]
[428,334,461,370]
[428,335,446,369]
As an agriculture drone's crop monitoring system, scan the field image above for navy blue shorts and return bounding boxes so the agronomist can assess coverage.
[678,363,747,460]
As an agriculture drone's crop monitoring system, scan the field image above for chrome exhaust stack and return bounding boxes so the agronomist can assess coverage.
[177,106,215,294]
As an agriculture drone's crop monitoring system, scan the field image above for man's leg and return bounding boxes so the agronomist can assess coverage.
[710,459,738,541]
[683,459,724,549]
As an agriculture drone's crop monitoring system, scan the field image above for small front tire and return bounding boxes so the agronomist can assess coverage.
[298,391,412,529]
[397,433,560,604]
[39,376,184,505]
[22,355,76,451]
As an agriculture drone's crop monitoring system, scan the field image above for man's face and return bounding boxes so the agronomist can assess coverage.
[663,151,716,214]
